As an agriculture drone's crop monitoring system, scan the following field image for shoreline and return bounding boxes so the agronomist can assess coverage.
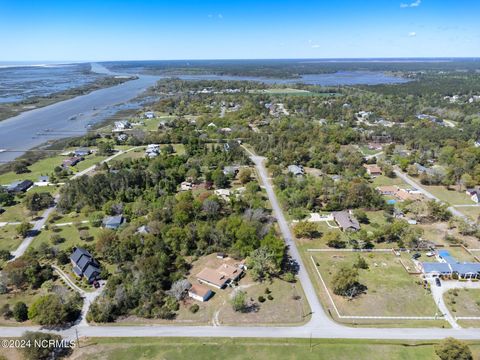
[0,75,137,122]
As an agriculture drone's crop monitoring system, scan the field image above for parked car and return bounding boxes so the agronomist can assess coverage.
[93,280,100,289]
[426,251,435,257]
[412,253,421,260]
[435,278,441,287]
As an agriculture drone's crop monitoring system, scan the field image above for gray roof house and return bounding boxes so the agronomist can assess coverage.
[6,180,33,193]
[70,247,100,283]
[288,165,305,177]
[223,166,240,177]
[102,215,124,230]
[74,148,91,157]
[332,211,360,232]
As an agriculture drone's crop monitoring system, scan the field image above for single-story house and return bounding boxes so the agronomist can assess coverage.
[74,148,91,157]
[420,250,480,279]
[288,165,305,177]
[62,156,83,167]
[376,185,398,196]
[144,111,155,119]
[70,247,101,283]
[196,263,243,289]
[145,144,160,158]
[332,211,360,232]
[6,180,33,193]
[363,164,382,177]
[113,120,132,131]
[102,215,124,230]
[188,284,213,302]
[466,188,480,203]
[38,175,50,183]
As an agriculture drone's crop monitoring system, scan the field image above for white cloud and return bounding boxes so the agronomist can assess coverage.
[408,32,417,37]
[311,44,320,48]
[400,0,421,8]
[218,13,223,19]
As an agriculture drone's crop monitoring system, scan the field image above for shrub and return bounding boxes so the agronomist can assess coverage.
[258,296,266,303]
[267,294,273,300]
[13,301,28,322]
[189,304,199,313]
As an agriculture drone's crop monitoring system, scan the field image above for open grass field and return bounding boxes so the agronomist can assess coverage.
[371,175,410,188]
[423,185,475,206]
[0,225,23,252]
[444,288,480,317]
[32,223,102,252]
[309,252,438,317]
[69,337,480,360]
[455,206,480,222]
[0,202,31,223]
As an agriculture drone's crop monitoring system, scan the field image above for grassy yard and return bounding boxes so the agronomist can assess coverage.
[444,288,480,317]
[69,337,480,360]
[0,225,23,252]
[0,202,31,223]
[309,252,439,317]
[423,185,475,206]
[455,206,480,222]
[32,223,101,252]
[371,175,409,188]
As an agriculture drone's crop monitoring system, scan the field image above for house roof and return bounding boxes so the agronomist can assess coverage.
[196,264,242,288]
[332,211,360,231]
[364,164,382,174]
[103,215,124,228]
[70,247,92,264]
[83,264,101,280]
[288,165,305,176]
[189,284,211,298]
[422,262,451,274]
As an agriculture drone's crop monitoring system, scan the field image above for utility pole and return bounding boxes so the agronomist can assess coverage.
[75,328,80,349]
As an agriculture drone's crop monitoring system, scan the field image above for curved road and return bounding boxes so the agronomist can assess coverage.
[2,150,480,340]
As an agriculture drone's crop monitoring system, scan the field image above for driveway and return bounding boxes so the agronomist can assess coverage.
[394,169,473,224]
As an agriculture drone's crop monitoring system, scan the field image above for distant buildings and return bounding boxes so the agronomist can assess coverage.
[420,250,480,280]
[144,111,155,119]
[62,156,83,168]
[466,188,480,203]
[145,144,160,158]
[113,120,132,132]
[376,185,422,202]
[74,148,91,157]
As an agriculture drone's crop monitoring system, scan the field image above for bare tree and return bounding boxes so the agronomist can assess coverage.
[166,279,191,300]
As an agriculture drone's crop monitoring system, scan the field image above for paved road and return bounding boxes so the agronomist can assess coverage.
[394,169,473,223]
[4,149,480,339]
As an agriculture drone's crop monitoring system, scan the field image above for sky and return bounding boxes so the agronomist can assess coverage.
[0,0,479,61]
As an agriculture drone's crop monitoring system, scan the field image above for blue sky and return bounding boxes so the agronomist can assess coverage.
[0,0,478,61]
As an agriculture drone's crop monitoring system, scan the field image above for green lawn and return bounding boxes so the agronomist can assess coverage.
[423,186,475,206]
[0,225,23,251]
[71,337,480,360]
[309,252,439,317]
[0,202,30,223]
[444,289,480,317]
[33,223,101,251]
[455,206,480,222]
[371,175,409,188]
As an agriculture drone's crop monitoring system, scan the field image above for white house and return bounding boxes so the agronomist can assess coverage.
[188,284,213,302]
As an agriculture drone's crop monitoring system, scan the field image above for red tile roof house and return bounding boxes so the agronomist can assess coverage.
[196,264,243,289]
[188,284,213,302]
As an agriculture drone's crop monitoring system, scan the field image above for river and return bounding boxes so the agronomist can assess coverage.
[0,65,160,163]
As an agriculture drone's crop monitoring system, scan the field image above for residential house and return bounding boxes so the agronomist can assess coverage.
[196,263,243,289]
[70,247,101,283]
[144,111,155,119]
[332,211,360,232]
[288,165,305,177]
[113,120,132,132]
[376,185,398,196]
[420,250,480,279]
[102,215,124,230]
[62,156,82,167]
[6,180,33,193]
[38,175,50,183]
[466,188,480,203]
[188,284,213,302]
[145,144,160,158]
[363,164,382,177]
[74,148,91,157]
